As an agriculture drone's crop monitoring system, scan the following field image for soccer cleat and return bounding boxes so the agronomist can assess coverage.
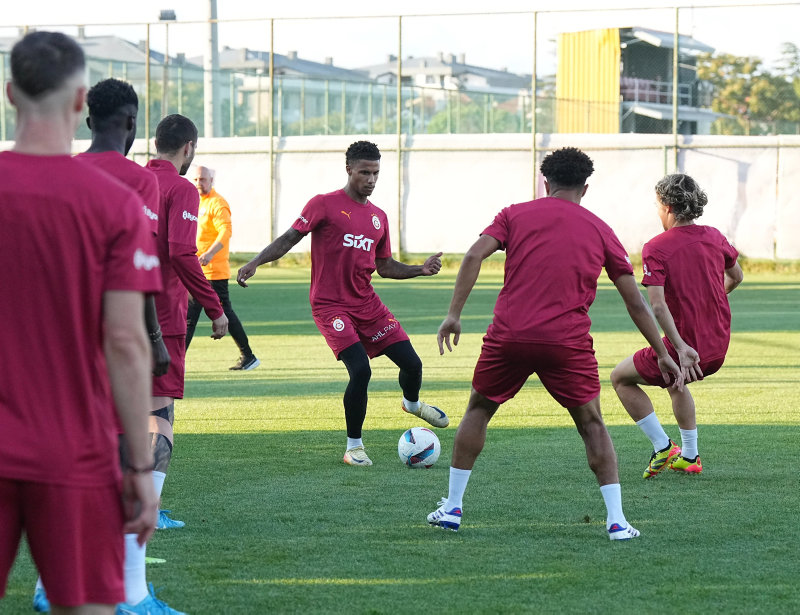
[643,440,681,479]
[427,504,462,531]
[608,523,640,541]
[402,401,449,428]
[116,583,186,615]
[343,445,373,466]
[156,509,185,530]
[229,354,260,371]
[670,455,703,474]
[33,587,50,613]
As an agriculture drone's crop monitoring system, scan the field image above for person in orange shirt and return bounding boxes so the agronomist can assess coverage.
[186,165,259,370]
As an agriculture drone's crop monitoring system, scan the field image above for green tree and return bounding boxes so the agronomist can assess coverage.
[697,51,800,135]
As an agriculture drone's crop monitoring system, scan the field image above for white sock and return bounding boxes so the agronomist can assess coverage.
[635,412,670,452]
[34,576,44,592]
[403,397,420,412]
[123,534,149,605]
[152,470,166,499]
[600,483,627,530]
[679,428,698,459]
[445,467,472,510]
[346,437,363,450]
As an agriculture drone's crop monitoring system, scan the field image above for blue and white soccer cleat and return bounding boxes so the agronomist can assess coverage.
[427,503,462,531]
[607,523,640,541]
[156,509,185,530]
[33,586,50,613]
[116,583,185,615]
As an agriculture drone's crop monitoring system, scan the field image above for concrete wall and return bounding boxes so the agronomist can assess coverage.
[72,133,800,260]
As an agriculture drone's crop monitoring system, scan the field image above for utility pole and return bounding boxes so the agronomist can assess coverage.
[204,0,221,137]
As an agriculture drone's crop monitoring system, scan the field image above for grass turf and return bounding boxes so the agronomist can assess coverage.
[4,268,799,613]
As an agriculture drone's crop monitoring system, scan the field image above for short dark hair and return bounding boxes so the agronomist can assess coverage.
[655,174,708,222]
[345,141,381,165]
[540,147,594,188]
[87,78,138,119]
[11,31,85,99]
[155,114,198,154]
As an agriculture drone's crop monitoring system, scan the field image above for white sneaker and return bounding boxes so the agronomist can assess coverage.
[608,523,640,540]
[427,504,462,531]
[343,445,373,466]
[403,401,449,428]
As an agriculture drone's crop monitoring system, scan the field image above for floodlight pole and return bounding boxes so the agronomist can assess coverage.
[204,0,221,137]
[672,7,679,172]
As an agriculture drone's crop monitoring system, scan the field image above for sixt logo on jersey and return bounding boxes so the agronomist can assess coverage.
[182,210,198,222]
[343,233,374,251]
[143,205,158,221]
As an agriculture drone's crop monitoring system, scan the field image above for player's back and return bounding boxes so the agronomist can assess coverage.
[76,150,159,233]
[488,197,632,343]
[0,150,158,486]
[643,224,735,353]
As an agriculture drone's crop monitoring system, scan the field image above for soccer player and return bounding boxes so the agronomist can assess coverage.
[186,165,260,371]
[38,77,182,615]
[0,31,158,613]
[611,174,743,478]
[146,115,229,529]
[237,140,448,466]
[428,147,684,540]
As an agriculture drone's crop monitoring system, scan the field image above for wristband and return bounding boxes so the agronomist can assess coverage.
[148,329,163,343]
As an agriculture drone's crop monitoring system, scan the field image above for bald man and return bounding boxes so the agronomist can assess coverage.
[186,165,259,371]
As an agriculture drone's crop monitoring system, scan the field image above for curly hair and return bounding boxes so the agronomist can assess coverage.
[345,141,381,165]
[655,174,707,221]
[87,78,138,119]
[539,147,594,188]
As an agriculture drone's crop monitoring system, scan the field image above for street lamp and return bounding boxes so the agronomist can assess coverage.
[159,9,176,117]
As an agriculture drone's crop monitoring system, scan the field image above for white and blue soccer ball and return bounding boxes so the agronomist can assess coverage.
[398,427,441,468]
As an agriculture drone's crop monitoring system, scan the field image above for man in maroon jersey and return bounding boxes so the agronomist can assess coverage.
[237,141,447,466]
[0,31,158,613]
[146,115,228,529]
[62,78,182,615]
[429,147,684,540]
[611,173,743,479]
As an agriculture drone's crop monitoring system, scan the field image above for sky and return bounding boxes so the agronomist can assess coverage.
[3,0,798,74]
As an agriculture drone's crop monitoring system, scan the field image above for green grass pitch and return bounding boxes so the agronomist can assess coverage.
[5,267,799,613]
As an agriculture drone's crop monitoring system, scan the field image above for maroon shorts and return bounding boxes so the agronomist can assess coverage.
[152,334,186,399]
[0,478,124,606]
[472,336,600,408]
[633,341,726,388]
[312,301,410,359]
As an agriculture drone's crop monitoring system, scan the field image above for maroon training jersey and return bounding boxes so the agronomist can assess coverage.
[482,197,633,344]
[146,159,222,336]
[76,151,160,235]
[292,189,392,310]
[0,152,161,487]
[642,224,739,359]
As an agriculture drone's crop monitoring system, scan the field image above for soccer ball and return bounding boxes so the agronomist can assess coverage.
[398,427,441,468]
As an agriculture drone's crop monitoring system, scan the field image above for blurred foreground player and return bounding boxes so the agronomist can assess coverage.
[146,115,228,530]
[237,141,447,466]
[0,32,158,614]
[611,174,742,478]
[429,147,684,540]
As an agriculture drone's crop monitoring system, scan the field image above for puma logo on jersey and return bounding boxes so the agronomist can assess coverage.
[643,263,652,276]
[343,233,374,251]
[341,210,352,219]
